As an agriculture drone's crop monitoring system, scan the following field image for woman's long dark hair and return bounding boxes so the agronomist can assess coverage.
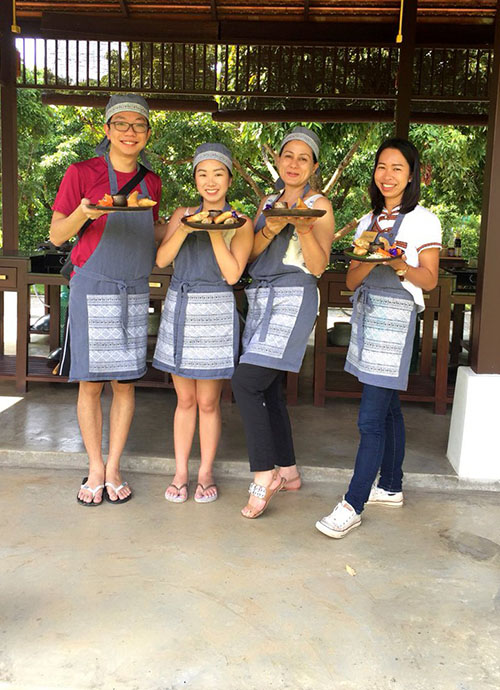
[369,138,421,215]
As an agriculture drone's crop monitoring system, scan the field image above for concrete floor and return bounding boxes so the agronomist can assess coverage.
[1,468,499,690]
[2,297,499,689]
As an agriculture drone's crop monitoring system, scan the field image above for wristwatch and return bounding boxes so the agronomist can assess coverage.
[396,263,409,277]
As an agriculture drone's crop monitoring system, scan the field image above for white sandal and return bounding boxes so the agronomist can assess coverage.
[164,483,189,504]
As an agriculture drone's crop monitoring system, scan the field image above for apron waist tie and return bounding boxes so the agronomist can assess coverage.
[74,266,145,335]
[170,279,230,370]
[172,281,193,371]
[351,285,373,357]
[256,280,275,343]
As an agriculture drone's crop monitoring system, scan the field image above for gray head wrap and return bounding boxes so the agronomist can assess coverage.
[105,93,149,122]
[279,126,320,161]
[192,143,233,174]
[95,93,152,170]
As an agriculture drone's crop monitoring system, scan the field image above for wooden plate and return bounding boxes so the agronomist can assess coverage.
[263,208,326,218]
[85,204,152,212]
[181,216,246,231]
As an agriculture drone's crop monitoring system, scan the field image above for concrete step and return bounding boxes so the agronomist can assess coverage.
[1,448,499,493]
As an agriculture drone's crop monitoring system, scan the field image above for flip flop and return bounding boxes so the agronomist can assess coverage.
[76,477,104,506]
[104,481,133,504]
[194,483,218,504]
[164,483,188,503]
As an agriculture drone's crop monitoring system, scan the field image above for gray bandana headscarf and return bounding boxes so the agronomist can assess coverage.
[274,126,321,190]
[279,126,320,161]
[105,93,149,122]
[192,143,233,174]
[95,93,153,170]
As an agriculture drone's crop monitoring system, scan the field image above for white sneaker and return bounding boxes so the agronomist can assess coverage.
[367,485,404,507]
[315,500,361,539]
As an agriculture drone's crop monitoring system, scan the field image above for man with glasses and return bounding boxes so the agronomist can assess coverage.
[50,94,163,506]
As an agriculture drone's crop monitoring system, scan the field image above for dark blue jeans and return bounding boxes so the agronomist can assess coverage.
[345,384,405,514]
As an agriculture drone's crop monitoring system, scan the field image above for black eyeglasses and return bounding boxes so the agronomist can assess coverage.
[109,121,149,133]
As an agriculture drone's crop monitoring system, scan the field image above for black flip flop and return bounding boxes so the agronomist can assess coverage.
[76,477,104,506]
[104,481,133,504]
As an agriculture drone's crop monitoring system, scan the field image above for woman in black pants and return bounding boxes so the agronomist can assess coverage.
[232,126,335,519]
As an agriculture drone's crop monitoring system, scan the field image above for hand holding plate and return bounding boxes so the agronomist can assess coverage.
[80,198,110,219]
[292,216,317,235]
[384,253,408,272]
[264,216,290,236]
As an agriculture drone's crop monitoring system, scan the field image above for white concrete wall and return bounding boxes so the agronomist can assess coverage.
[447,366,500,481]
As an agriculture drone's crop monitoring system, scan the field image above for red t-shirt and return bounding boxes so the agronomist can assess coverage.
[52,156,162,270]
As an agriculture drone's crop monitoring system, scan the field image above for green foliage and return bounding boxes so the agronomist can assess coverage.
[8,86,487,259]
[14,85,100,253]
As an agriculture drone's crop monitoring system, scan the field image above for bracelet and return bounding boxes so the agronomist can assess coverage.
[396,263,409,277]
[261,227,273,240]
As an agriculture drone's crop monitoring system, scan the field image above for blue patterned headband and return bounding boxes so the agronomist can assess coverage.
[280,126,320,161]
[193,143,233,174]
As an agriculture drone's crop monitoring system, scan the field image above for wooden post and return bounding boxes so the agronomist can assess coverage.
[470,4,500,375]
[0,7,19,251]
[395,0,418,139]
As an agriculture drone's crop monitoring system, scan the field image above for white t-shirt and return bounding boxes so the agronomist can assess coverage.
[354,204,442,311]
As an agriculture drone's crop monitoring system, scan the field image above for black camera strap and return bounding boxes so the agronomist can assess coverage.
[60,164,149,280]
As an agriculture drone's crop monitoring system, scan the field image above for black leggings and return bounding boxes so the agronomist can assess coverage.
[231,363,295,472]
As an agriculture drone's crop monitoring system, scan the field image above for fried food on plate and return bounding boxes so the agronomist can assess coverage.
[137,198,157,207]
[97,193,114,207]
[214,211,233,224]
[187,210,210,222]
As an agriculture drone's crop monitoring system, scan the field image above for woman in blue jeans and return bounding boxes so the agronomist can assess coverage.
[316,138,442,539]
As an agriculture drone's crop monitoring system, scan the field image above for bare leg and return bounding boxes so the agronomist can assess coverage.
[165,375,197,501]
[104,380,135,501]
[77,381,105,504]
[195,379,223,500]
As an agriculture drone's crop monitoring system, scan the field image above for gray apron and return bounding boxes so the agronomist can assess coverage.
[344,213,417,391]
[153,202,238,379]
[239,188,321,373]
[67,155,156,382]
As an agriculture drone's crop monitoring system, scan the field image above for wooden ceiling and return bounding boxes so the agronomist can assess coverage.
[16,1,498,23]
[12,1,497,47]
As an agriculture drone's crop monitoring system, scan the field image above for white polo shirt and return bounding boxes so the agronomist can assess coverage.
[354,204,442,311]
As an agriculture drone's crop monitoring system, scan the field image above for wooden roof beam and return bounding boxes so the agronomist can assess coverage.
[21,15,494,46]
[41,93,218,111]
[38,13,219,42]
[212,109,488,126]
[118,0,129,18]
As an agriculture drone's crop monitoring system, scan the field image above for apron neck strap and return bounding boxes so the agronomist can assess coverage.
[369,210,405,245]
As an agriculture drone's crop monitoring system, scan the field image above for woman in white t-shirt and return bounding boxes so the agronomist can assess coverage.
[316,138,442,539]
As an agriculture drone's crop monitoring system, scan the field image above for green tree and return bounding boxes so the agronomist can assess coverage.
[7,87,487,262]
